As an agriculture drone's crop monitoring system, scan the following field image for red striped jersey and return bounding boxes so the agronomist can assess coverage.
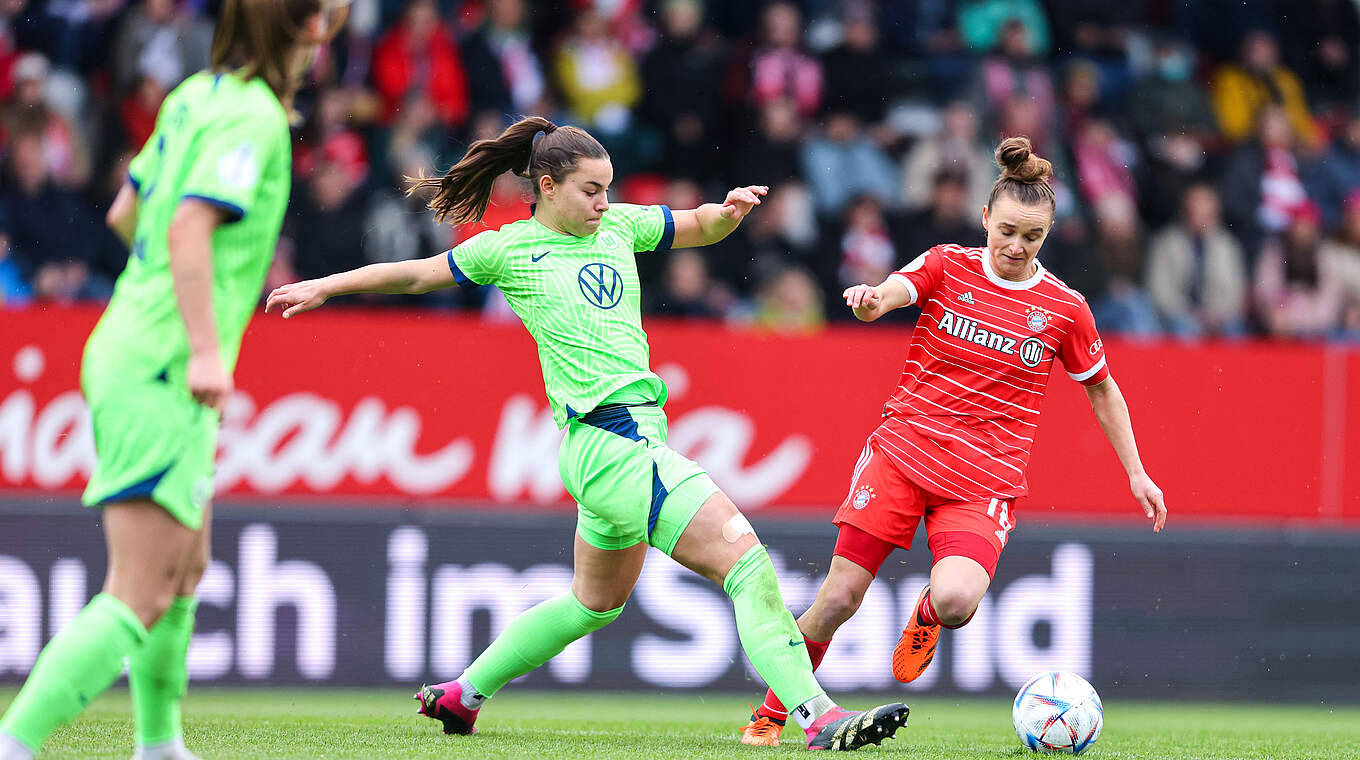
[870,244,1110,502]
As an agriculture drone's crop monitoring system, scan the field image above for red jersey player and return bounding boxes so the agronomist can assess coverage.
[741,136,1168,746]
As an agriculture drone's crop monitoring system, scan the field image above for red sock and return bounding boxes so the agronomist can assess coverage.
[916,588,943,627]
[755,635,831,722]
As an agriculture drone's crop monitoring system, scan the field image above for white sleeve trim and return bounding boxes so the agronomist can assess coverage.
[1067,355,1107,382]
[887,272,918,305]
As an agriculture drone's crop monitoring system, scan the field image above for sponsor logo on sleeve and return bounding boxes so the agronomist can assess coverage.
[1088,339,1103,356]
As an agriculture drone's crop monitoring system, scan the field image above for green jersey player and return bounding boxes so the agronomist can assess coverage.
[265,116,910,751]
[0,4,345,760]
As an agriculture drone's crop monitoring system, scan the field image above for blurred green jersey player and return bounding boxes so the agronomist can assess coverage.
[0,4,347,760]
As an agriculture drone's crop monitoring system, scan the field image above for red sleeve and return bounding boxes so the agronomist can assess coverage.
[1058,298,1110,385]
[887,245,947,306]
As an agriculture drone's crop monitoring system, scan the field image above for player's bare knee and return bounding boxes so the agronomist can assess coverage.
[931,588,979,627]
[182,545,211,593]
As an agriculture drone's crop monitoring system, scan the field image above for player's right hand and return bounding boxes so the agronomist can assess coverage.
[843,284,882,318]
[265,280,329,319]
[187,351,232,413]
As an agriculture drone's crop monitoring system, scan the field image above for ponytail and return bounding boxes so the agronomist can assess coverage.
[408,116,608,225]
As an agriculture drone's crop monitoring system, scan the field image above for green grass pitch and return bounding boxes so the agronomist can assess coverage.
[6,688,1359,759]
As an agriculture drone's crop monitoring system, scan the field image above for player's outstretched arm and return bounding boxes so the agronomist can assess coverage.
[1084,377,1167,532]
[843,278,912,322]
[265,253,456,319]
[670,185,769,249]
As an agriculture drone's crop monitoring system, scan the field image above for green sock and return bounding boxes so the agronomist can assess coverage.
[130,595,197,746]
[463,592,622,697]
[724,545,825,711]
[0,593,148,751]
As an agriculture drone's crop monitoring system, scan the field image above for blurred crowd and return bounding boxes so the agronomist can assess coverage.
[2,0,1359,341]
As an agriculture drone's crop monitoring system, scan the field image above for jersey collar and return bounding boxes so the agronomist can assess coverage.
[981,250,1046,291]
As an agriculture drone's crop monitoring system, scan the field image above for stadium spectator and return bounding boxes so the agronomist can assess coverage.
[799,110,898,216]
[1042,0,1137,104]
[649,247,726,318]
[553,9,641,130]
[711,182,817,297]
[1089,196,1160,336]
[900,101,993,213]
[641,0,726,181]
[1254,201,1344,339]
[1071,117,1138,213]
[1277,0,1360,113]
[1220,104,1309,261]
[2,51,90,188]
[899,168,983,262]
[1320,190,1360,337]
[1145,184,1249,338]
[1126,35,1217,226]
[371,0,470,127]
[830,194,896,305]
[729,97,804,188]
[1305,111,1360,229]
[286,134,373,282]
[819,0,890,125]
[880,0,969,102]
[956,0,1050,56]
[1210,30,1322,149]
[111,0,212,96]
[0,129,102,301]
[460,0,545,116]
[753,264,824,333]
[970,19,1058,145]
[745,1,822,121]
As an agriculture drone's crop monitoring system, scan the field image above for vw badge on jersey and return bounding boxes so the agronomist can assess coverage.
[578,263,624,309]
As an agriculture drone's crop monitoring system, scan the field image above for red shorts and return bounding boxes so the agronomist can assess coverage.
[831,437,1016,578]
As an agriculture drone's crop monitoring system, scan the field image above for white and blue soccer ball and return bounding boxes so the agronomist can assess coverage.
[1012,671,1103,754]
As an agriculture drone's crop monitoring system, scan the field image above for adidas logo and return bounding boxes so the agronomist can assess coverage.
[958,291,975,304]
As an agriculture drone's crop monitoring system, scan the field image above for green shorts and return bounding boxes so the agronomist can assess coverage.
[559,403,719,555]
[81,370,216,531]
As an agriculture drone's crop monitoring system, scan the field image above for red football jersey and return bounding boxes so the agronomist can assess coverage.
[870,244,1109,502]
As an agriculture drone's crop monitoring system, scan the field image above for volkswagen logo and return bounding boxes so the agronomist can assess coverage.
[578,262,624,309]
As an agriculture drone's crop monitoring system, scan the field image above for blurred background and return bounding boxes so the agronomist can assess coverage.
[1,0,1359,703]
[0,0,1358,337]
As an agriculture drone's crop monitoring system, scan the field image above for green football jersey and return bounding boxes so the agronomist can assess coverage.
[85,71,291,377]
[449,203,675,427]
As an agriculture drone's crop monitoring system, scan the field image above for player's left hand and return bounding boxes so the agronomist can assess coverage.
[1130,472,1166,533]
[720,185,768,220]
[265,279,330,319]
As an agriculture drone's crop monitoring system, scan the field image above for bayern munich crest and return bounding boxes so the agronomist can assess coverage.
[852,486,875,509]
[1025,308,1050,331]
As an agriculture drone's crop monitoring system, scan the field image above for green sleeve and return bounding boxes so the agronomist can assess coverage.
[127,137,155,192]
[447,230,505,287]
[178,113,275,222]
[606,203,675,253]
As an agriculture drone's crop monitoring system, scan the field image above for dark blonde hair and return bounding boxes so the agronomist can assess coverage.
[211,0,343,113]
[987,136,1056,217]
[407,116,608,225]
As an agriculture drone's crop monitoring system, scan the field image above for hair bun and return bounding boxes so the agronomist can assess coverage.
[995,136,1052,184]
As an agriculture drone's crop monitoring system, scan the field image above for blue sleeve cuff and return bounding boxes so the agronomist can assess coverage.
[182,194,244,222]
[655,205,675,252]
[447,248,477,287]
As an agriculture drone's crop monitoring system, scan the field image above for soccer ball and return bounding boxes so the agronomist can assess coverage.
[1012,671,1103,754]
